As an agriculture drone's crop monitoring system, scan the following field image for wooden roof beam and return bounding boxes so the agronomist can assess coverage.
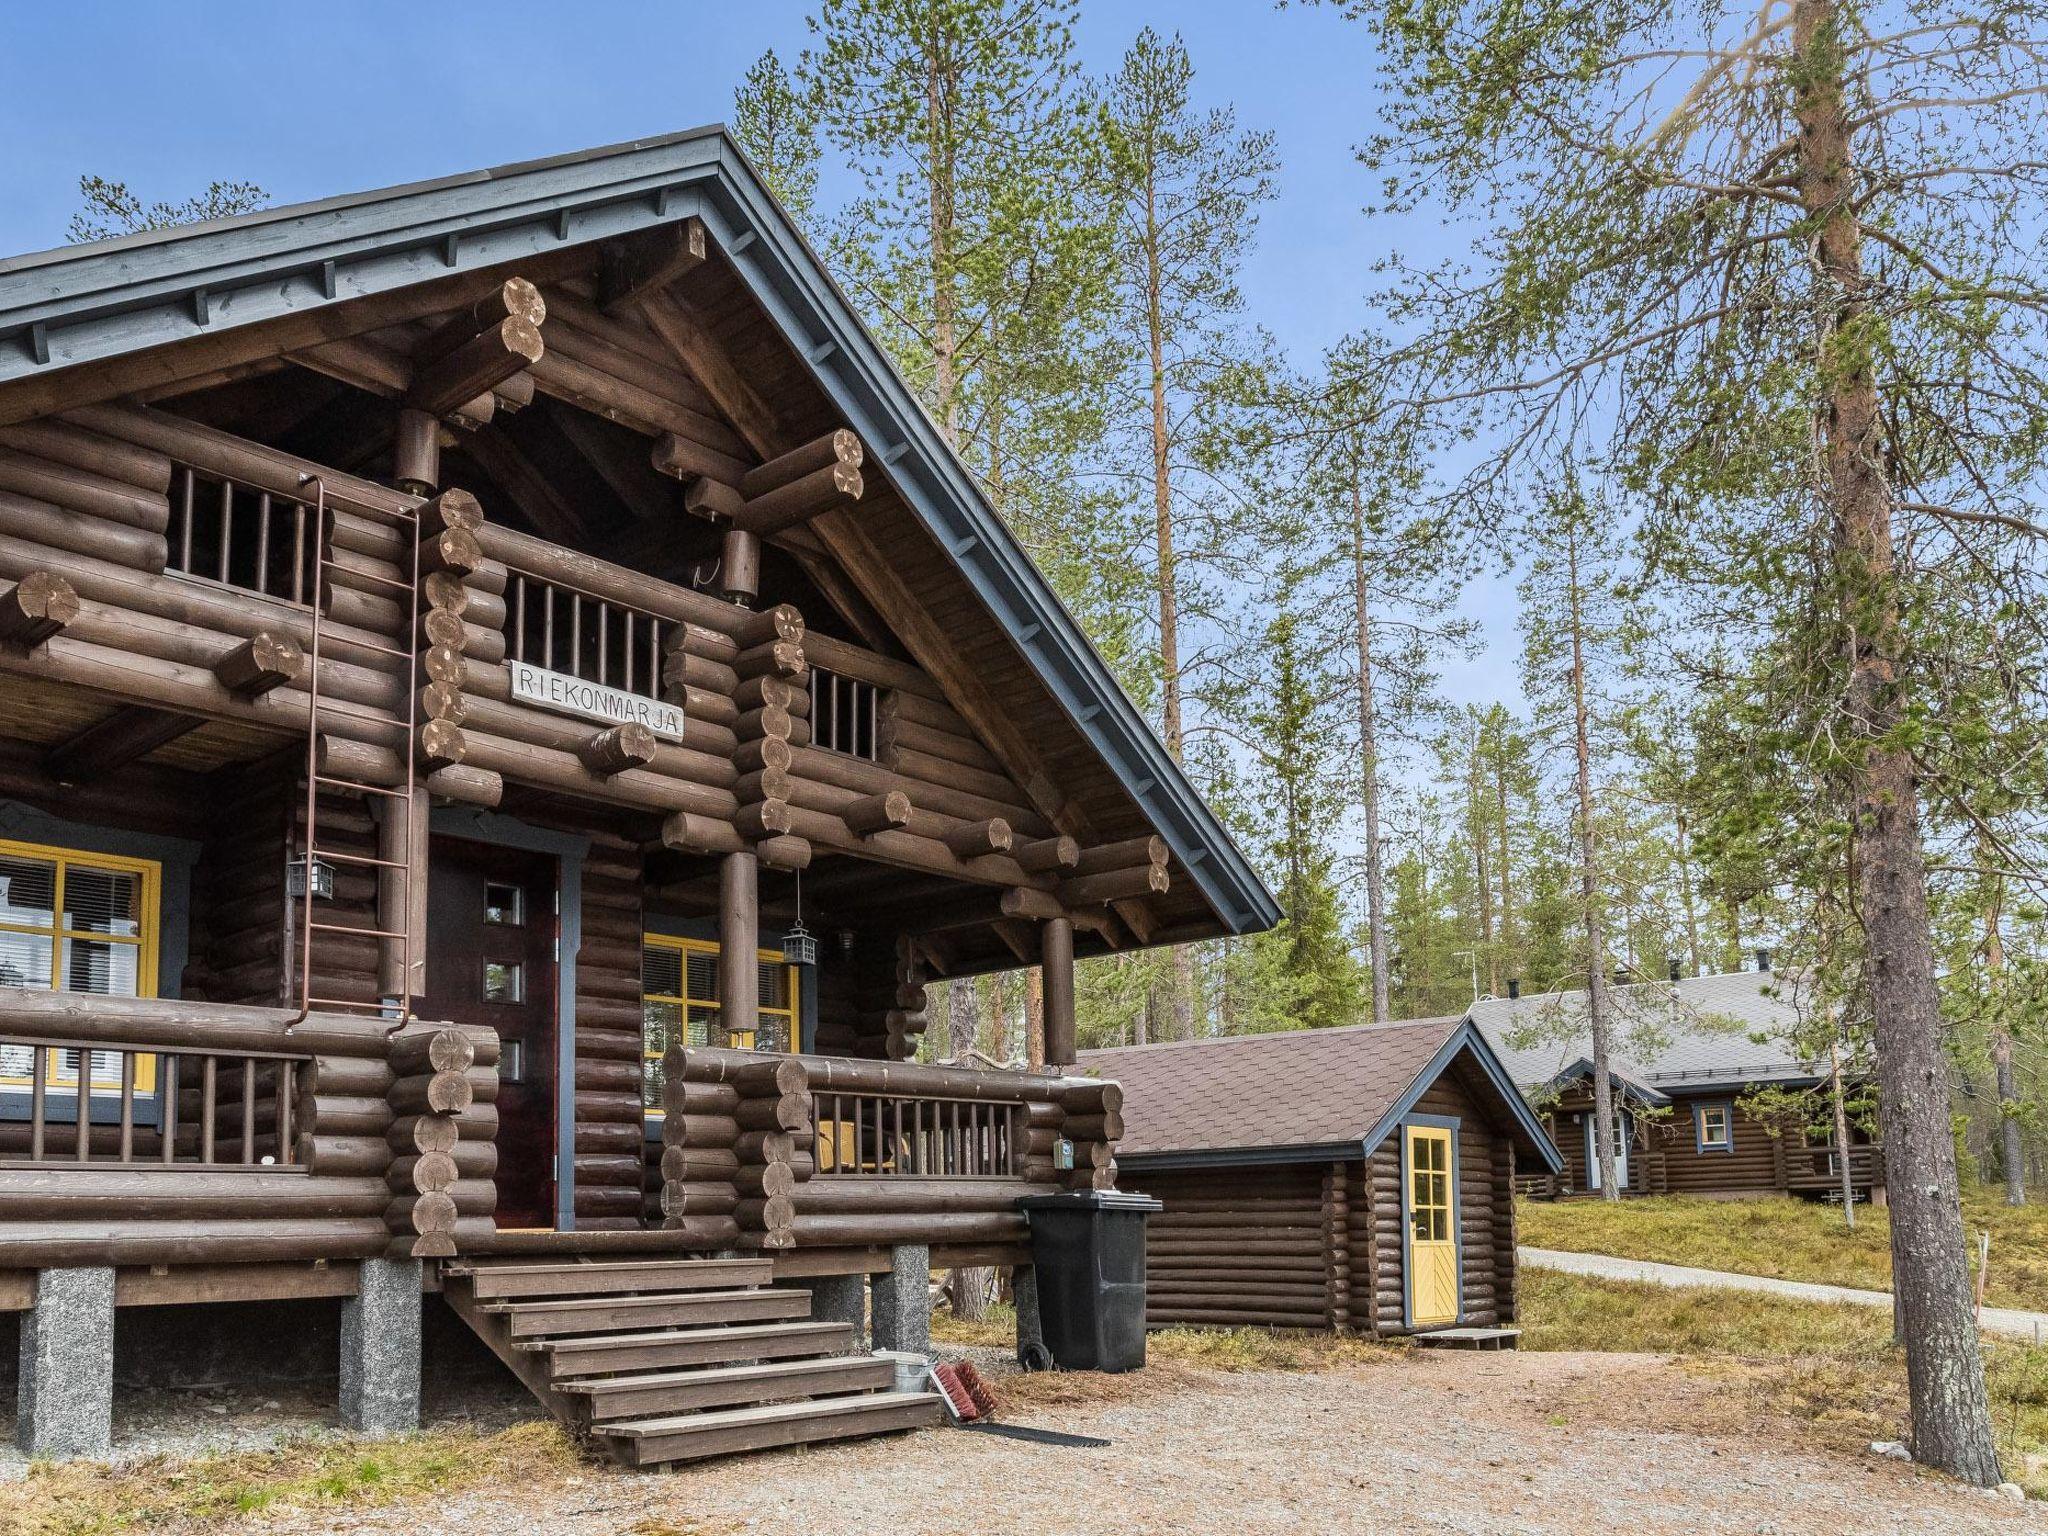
[599,219,706,314]
[638,289,781,455]
[458,426,591,544]
[44,706,204,785]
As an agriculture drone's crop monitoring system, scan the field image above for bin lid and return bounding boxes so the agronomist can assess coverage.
[1018,1190,1164,1213]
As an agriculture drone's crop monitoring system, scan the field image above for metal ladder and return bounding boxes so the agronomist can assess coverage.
[291,473,423,1025]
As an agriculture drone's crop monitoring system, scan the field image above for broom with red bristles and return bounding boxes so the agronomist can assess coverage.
[929,1360,998,1422]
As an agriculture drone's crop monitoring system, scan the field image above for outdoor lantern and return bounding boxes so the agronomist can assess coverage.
[781,869,817,965]
[288,854,335,901]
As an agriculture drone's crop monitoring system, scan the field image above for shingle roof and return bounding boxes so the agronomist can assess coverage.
[1470,970,1821,1096]
[1078,1016,1562,1171]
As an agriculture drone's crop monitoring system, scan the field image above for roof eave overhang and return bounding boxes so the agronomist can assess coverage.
[1364,1021,1567,1173]
[1117,1140,1372,1172]
[0,127,1279,939]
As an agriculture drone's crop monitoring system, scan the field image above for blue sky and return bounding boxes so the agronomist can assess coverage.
[0,1,1521,721]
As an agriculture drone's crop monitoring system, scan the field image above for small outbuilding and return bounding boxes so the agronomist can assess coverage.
[1081,1018,1562,1336]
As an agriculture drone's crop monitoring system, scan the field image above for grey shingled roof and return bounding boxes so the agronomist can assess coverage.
[1078,1017,1562,1171]
[1470,970,1821,1097]
[0,127,1279,942]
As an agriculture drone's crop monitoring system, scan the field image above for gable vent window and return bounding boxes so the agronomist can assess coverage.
[809,668,878,760]
[167,464,316,605]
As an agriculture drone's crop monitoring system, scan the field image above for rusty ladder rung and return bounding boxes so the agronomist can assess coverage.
[292,477,422,1031]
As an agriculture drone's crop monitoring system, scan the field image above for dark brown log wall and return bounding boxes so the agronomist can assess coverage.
[1126,1164,1332,1330]
[573,831,648,1229]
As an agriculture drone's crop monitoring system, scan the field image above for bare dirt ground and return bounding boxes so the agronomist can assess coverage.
[220,1348,2041,1536]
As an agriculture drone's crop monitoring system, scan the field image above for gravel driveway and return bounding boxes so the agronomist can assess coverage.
[227,1349,2039,1536]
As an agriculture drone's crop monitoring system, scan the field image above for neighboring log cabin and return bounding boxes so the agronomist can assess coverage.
[1082,1019,1561,1336]
[0,128,1278,1461]
[1472,967,1885,1204]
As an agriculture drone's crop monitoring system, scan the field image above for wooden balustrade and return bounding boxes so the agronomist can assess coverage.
[813,1091,1019,1178]
[1784,1141,1884,1191]
[166,462,317,607]
[0,1034,306,1169]
[505,567,669,699]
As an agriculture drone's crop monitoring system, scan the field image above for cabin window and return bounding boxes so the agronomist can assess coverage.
[1695,1101,1734,1152]
[0,839,160,1095]
[809,668,878,760]
[640,936,802,1109]
[166,464,318,605]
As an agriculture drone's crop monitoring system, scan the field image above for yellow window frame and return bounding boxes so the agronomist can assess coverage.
[0,837,161,1094]
[641,934,801,1116]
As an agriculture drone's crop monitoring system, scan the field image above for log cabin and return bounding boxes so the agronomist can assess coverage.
[1082,1018,1561,1338]
[0,127,1279,1462]
[1472,966,1885,1204]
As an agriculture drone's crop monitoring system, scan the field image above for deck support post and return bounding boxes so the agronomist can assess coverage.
[718,850,760,1044]
[340,1257,422,1434]
[804,1272,868,1352]
[870,1244,931,1358]
[1041,917,1076,1067]
[16,1266,115,1458]
[1012,1263,1049,1369]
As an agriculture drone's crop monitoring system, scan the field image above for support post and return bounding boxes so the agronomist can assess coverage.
[803,1272,868,1352]
[1042,916,1076,1067]
[721,526,761,604]
[393,406,440,496]
[16,1267,115,1458]
[719,849,760,1045]
[871,1243,931,1357]
[340,1256,422,1434]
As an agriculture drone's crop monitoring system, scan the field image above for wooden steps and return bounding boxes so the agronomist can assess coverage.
[1414,1326,1521,1351]
[440,1255,940,1467]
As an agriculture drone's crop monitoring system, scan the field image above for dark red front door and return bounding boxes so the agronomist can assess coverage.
[420,837,558,1229]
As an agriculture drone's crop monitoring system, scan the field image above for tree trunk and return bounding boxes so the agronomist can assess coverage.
[1984,883,2024,1207]
[1026,967,1045,1069]
[1830,1036,1857,1229]
[1566,527,1619,1203]
[1469,717,1496,995]
[947,976,976,1061]
[1495,738,1514,995]
[1796,0,2000,1483]
[1146,166,1180,760]
[925,42,959,447]
[1352,481,1391,1023]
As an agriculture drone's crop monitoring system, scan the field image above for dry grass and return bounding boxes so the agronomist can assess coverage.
[1521,1267,2048,1494]
[0,1420,582,1536]
[1517,1186,2048,1312]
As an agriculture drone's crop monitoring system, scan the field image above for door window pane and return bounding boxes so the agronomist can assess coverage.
[483,882,524,926]
[483,961,524,1004]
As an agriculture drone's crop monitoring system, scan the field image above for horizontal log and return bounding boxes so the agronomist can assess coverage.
[0,571,78,646]
[0,1217,392,1268]
[0,416,171,493]
[781,1211,1025,1247]
[0,447,168,532]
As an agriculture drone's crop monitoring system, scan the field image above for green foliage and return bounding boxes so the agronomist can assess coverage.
[68,175,267,243]
[731,49,823,222]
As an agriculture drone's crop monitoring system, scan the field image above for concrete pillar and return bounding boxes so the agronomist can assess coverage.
[870,1244,931,1358]
[340,1257,422,1434]
[17,1267,115,1458]
[804,1272,868,1352]
[1012,1263,1051,1370]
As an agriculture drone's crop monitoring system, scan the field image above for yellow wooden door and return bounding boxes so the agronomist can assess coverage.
[1405,1125,1459,1326]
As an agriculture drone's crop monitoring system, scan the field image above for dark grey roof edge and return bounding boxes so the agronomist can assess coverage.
[0,126,1278,938]
[1359,1020,1566,1173]
[1119,1140,1372,1171]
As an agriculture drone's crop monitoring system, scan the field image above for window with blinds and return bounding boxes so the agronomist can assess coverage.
[641,936,801,1111]
[0,840,160,1094]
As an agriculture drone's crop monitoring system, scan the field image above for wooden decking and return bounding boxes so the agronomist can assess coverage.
[439,1254,942,1467]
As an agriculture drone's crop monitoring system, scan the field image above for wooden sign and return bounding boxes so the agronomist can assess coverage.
[509,660,685,740]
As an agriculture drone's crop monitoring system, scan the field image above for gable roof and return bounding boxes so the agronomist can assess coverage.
[0,127,1279,943]
[1470,970,1822,1096]
[1078,1018,1563,1172]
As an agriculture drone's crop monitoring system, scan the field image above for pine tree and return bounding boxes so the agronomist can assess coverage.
[68,176,267,244]
[731,50,824,223]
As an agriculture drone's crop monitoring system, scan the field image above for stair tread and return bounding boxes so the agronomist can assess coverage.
[518,1321,851,1356]
[558,1355,891,1396]
[449,1258,767,1277]
[604,1390,940,1438]
[484,1287,791,1315]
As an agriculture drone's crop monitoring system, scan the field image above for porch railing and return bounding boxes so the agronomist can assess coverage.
[505,567,669,698]
[659,1046,1119,1250]
[1785,1142,1884,1192]
[813,1091,1021,1178]
[0,1035,306,1168]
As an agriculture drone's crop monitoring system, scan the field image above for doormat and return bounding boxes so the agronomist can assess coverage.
[956,1422,1112,1449]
